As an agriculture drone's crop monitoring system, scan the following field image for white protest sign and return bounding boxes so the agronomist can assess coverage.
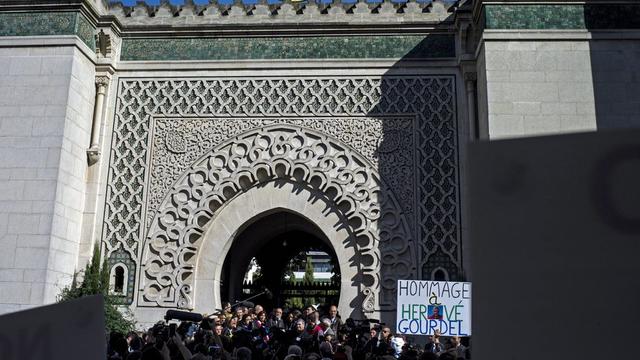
[396,280,471,336]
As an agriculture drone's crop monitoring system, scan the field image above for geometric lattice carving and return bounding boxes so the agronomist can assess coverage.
[147,117,415,231]
[141,125,414,311]
[104,76,460,312]
[412,79,461,280]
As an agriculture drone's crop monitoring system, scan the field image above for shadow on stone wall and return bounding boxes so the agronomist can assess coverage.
[585,4,640,130]
[367,33,463,323]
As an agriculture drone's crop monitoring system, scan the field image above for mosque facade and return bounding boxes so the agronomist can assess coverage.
[0,0,638,326]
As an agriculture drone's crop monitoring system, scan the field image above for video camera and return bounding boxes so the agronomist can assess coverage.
[343,318,382,332]
[150,309,205,347]
[341,318,384,342]
[151,322,177,348]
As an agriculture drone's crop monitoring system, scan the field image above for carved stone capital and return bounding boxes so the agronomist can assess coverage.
[96,76,110,88]
[464,72,477,82]
[87,147,100,165]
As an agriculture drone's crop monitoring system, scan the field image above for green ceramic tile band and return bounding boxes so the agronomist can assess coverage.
[120,35,456,61]
[485,4,640,30]
[0,11,95,50]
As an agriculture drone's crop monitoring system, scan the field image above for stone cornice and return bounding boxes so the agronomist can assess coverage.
[0,0,467,38]
[0,0,107,18]
[107,0,456,28]
[0,1,460,61]
[0,0,464,39]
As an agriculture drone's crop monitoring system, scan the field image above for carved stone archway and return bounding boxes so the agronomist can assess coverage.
[139,125,415,316]
[194,181,358,318]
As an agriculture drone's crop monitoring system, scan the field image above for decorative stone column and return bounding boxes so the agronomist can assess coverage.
[87,75,109,165]
[464,72,477,140]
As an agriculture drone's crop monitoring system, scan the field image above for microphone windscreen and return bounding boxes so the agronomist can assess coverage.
[240,301,255,308]
[165,310,203,323]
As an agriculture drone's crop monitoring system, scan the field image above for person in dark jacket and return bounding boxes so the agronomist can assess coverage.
[424,330,444,355]
[328,305,343,334]
[288,318,313,353]
[269,307,286,330]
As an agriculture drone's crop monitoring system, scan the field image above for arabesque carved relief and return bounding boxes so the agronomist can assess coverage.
[141,125,414,311]
[104,77,460,310]
[147,117,415,231]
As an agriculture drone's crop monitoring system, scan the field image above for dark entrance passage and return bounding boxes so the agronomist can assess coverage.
[220,211,341,310]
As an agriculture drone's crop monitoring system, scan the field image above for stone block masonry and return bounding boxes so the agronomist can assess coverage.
[0,43,95,314]
[478,2,640,138]
[482,40,598,139]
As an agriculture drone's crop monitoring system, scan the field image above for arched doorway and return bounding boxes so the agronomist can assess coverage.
[192,180,360,318]
[221,211,340,310]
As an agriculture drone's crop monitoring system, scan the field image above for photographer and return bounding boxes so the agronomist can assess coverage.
[138,323,193,360]
[362,326,392,358]
[139,324,170,360]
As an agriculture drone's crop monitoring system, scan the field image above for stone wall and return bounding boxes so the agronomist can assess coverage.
[0,42,95,313]
[479,36,640,139]
[476,1,640,139]
[481,39,598,139]
[46,46,96,303]
[589,39,640,130]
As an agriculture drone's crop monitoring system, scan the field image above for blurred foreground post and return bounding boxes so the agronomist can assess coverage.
[469,130,640,360]
[0,295,105,360]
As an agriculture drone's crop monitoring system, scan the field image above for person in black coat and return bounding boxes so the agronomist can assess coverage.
[328,305,344,334]
[363,327,392,358]
[288,319,313,353]
[424,330,444,355]
[269,307,286,330]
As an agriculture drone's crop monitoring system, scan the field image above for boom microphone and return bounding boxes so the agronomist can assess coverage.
[238,301,255,308]
[164,309,204,323]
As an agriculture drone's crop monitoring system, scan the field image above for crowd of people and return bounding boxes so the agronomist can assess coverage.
[107,303,470,360]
